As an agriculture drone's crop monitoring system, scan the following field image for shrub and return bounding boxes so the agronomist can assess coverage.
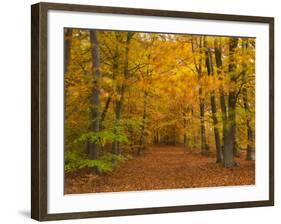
[75,129,128,147]
[65,151,129,174]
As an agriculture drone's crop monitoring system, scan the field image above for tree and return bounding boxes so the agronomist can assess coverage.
[204,38,223,163]
[191,36,209,156]
[88,30,101,160]
[64,28,72,127]
[241,38,255,160]
[223,37,239,167]
[64,28,72,75]
[214,38,227,162]
[112,32,134,155]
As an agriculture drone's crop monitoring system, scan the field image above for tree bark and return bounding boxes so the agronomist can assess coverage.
[112,32,134,154]
[243,90,255,160]
[139,91,148,155]
[223,37,239,167]
[88,30,101,160]
[64,28,72,75]
[204,39,223,163]
[64,29,72,139]
[214,39,227,162]
[183,114,188,149]
[199,97,208,155]
[242,39,255,160]
[192,36,208,156]
[100,95,111,128]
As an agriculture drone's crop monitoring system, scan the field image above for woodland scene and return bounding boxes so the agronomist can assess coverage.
[64,28,255,194]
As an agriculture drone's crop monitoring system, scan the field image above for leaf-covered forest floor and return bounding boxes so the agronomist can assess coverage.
[64,145,255,194]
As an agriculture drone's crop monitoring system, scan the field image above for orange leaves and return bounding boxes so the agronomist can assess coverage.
[65,145,255,194]
[198,75,221,93]
[64,29,256,170]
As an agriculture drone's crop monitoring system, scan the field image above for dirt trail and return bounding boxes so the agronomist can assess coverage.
[65,145,255,194]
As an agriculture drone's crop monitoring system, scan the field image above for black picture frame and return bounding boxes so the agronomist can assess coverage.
[31,2,274,221]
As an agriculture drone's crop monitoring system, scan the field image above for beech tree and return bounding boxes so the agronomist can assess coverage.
[241,38,255,160]
[63,29,256,173]
[204,38,223,163]
[88,30,101,159]
[191,36,209,156]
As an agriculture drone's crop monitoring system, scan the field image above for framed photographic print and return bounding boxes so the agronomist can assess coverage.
[31,2,274,221]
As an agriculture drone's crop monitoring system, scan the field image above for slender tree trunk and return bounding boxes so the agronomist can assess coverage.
[100,95,111,128]
[183,114,188,149]
[243,90,255,160]
[64,28,72,75]
[64,29,72,149]
[88,30,101,160]
[139,91,148,155]
[223,37,239,167]
[99,39,119,128]
[214,39,226,162]
[156,128,159,144]
[153,127,159,144]
[183,132,187,147]
[233,111,239,157]
[112,99,122,154]
[112,33,134,154]
[211,95,223,162]
[110,36,120,154]
[192,36,208,155]
[205,39,223,163]
[199,97,208,155]
[242,39,255,160]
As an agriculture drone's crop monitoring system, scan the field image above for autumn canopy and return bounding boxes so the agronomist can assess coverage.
[64,29,255,193]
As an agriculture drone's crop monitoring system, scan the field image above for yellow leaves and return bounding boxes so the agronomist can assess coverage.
[114,94,121,101]
[199,75,221,93]
[64,29,256,160]
[102,77,113,87]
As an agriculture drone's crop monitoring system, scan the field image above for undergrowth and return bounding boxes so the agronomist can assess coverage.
[65,151,129,174]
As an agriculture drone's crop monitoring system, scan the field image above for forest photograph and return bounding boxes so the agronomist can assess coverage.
[64,28,255,194]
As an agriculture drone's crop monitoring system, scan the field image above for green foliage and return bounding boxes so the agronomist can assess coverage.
[65,151,129,173]
[79,159,114,173]
[75,129,128,146]
[102,153,127,163]
[121,118,142,132]
[65,150,87,166]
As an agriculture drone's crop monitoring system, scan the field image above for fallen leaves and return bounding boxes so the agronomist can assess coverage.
[64,145,255,194]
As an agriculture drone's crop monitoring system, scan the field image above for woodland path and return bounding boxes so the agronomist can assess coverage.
[65,145,255,194]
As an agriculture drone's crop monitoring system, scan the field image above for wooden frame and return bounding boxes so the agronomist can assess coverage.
[31,2,274,221]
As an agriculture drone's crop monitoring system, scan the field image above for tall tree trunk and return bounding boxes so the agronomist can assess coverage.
[153,130,157,144]
[99,38,119,129]
[110,36,120,154]
[112,98,122,154]
[223,37,239,167]
[204,40,223,163]
[64,29,72,149]
[192,36,208,155]
[156,129,159,144]
[112,32,134,154]
[139,91,148,155]
[153,127,159,144]
[183,114,188,149]
[214,39,226,162]
[199,97,208,155]
[183,132,187,147]
[242,39,255,160]
[100,95,111,128]
[243,89,255,160]
[88,30,101,160]
[64,28,72,75]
